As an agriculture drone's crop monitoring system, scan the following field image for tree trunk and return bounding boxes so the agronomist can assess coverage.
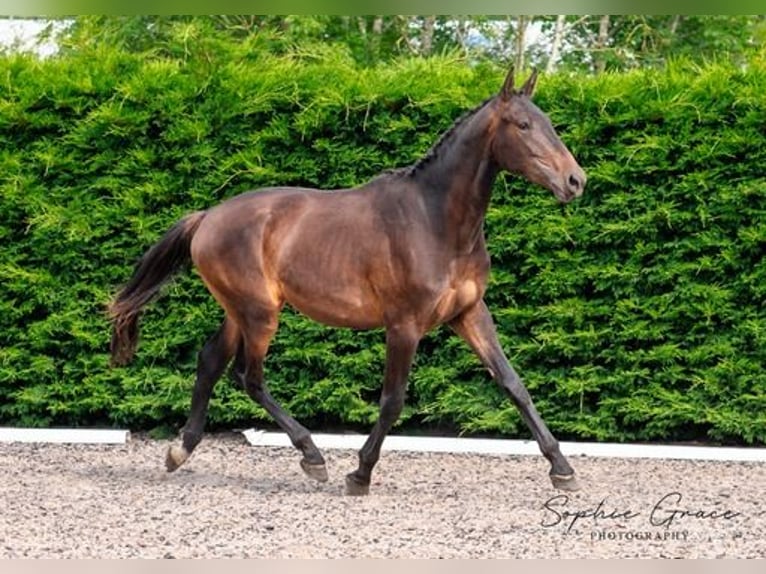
[372,16,384,35]
[514,15,528,72]
[420,15,436,56]
[669,15,682,35]
[546,15,566,72]
[595,15,610,74]
[370,16,384,59]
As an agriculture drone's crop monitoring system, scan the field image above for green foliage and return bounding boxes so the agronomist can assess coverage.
[52,15,766,73]
[549,16,764,72]
[1,46,765,445]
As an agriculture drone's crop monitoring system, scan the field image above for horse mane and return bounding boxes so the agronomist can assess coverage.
[371,95,496,183]
[403,96,495,177]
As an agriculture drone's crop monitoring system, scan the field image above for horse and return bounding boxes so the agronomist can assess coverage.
[110,66,586,495]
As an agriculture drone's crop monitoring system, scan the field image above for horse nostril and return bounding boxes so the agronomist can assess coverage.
[568,174,581,190]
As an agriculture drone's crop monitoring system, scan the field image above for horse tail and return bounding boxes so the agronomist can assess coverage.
[109,211,206,366]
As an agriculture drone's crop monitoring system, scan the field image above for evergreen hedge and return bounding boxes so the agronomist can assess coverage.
[1,43,765,443]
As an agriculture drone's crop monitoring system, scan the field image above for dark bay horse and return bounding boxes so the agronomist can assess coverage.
[110,67,586,495]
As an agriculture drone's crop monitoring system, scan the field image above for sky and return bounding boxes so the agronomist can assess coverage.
[0,17,62,57]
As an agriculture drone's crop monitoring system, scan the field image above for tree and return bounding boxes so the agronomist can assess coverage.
[29,15,766,73]
[534,15,763,73]
[546,15,566,73]
[594,15,611,74]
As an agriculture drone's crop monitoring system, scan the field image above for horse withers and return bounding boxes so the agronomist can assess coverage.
[110,67,586,495]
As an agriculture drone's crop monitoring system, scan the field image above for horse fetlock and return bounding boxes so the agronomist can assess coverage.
[291,430,313,450]
[345,472,371,496]
[165,445,190,472]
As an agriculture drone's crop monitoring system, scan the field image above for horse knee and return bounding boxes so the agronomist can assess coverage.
[379,390,405,421]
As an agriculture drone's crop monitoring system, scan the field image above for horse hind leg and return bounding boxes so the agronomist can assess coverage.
[229,338,246,390]
[235,309,328,483]
[166,318,239,472]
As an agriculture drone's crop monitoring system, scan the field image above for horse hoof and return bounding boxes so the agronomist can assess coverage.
[300,459,328,482]
[345,474,370,496]
[165,445,189,472]
[551,473,581,492]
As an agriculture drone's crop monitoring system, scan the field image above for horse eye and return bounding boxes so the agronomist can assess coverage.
[518,121,530,131]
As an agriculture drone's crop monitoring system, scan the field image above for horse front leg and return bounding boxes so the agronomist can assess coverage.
[449,300,580,491]
[346,323,421,496]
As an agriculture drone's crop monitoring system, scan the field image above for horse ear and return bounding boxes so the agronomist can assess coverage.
[500,65,515,101]
[521,68,539,98]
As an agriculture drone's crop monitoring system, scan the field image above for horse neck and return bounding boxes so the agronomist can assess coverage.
[410,104,499,250]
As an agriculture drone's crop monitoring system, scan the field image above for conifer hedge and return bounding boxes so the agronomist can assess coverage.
[1,43,765,443]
